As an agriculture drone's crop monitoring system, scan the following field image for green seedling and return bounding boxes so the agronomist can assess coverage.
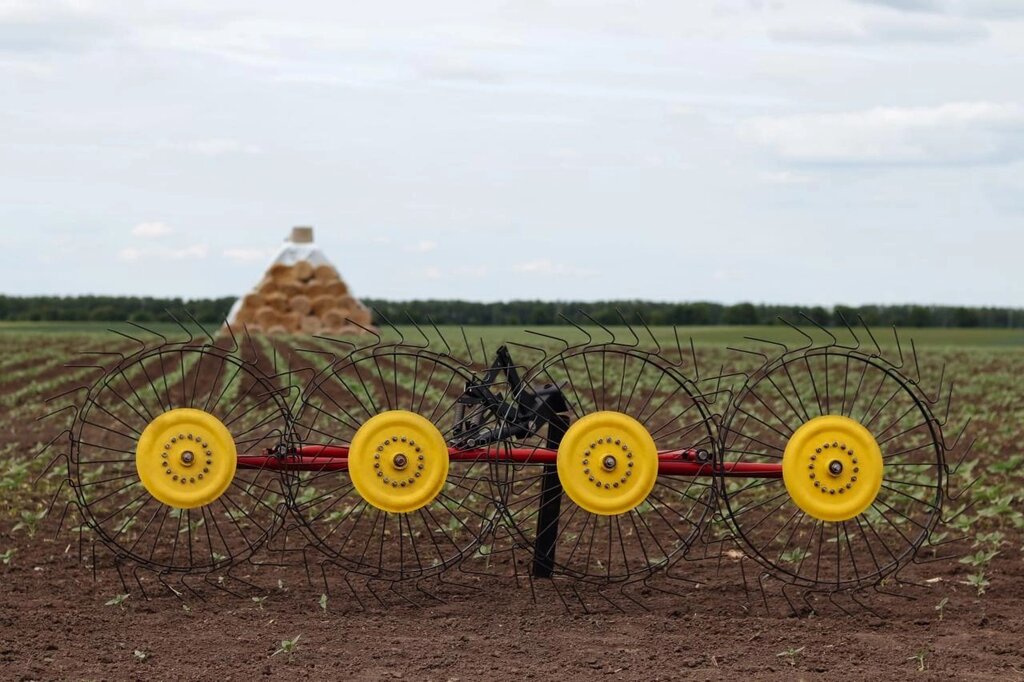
[776,646,805,667]
[272,635,301,658]
[105,593,131,609]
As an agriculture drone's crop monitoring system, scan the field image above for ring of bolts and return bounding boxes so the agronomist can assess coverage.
[583,436,635,490]
[807,440,859,496]
[161,432,214,486]
[373,435,425,488]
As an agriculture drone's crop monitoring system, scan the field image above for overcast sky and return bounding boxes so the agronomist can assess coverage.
[1,0,1022,305]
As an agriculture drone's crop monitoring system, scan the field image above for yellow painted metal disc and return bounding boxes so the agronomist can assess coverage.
[556,411,659,516]
[135,408,238,509]
[782,415,884,522]
[348,410,449,514]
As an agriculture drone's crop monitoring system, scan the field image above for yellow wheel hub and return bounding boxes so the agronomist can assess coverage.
[782,415,884,522]
[348,410,449,513]
[557,411,659,516]
[135,408,237,509]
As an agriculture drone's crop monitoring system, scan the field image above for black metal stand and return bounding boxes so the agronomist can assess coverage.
[532,412,568,578]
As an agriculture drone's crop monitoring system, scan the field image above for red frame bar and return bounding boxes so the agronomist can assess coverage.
[237,445,782,478]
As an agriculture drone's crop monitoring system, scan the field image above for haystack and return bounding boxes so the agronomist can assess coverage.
[227,227,375,335]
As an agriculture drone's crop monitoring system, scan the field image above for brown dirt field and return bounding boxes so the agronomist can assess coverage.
[1,334,1023,681]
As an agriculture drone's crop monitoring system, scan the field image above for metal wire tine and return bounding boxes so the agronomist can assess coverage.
[459,326,475,365]
[636,312,660,354]
[612,309,641,349]
[889,324,906,370]
[371,307,405,346]
[394,313,428,350]
[425,315,452,357]
[575,309,615,346]
[126,320,168,346]
[109,327,149,350]
[777,316,814,351]
[556,312,593,348]
[183,310,216,346]
[857,316,883,357]
[909,337,924,388]
[345,310,383,346]
[798,311,837,349]
[520,328,571,353]
[835,311,861,351]
[220,319,241,353]
[165,308,196,345]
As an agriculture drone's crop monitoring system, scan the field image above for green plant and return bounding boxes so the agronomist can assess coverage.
[319,594,328,612]
[964,571,990,595]
[105,593,130,609]
[776,646,805,667]
[272,635,301,658]
[935,597,949,621]
[908,649,927,672]
[1,548,15,565]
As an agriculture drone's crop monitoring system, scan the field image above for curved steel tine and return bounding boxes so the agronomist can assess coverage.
[221,320,241,353]
[798,311,837,348]
[614,309,641,349]
[126,320,167,346]
[521,328,572,352]
[778,316,815,351]
[890,325,906,370]
[577,309,616,346]
[372,308,404,346]
[835,311,860,351]
[344,308,383,346]
[184,310,216,345]
[401,313,431,351]
[556,312,594,348]
[109,327,148,350]
[636,312,662,354]
[459,326,475,365]
[426,316,452,357]
[859,316,883,357]
[166,309,195,345]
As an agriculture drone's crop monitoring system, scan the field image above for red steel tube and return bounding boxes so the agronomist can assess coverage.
[237,445,782,478]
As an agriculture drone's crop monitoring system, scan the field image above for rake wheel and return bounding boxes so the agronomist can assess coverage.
[719,335,946,591]
[66,334,292,574]
[291,343,506,581]
[501,341,718,583]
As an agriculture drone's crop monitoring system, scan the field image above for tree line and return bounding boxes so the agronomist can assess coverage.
[1,295,1022,328]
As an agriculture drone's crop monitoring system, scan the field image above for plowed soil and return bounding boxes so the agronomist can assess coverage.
[2,331,1023,681]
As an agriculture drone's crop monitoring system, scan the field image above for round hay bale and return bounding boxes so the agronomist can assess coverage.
[258,278,279,295]
[322,309,349,330]
[311,294,338,316]
[266,324,288,335]
[242,292,264,309]
[293,260,314,282]
[269,263,291,279]
[348,306,373,326]
[301,315,324,334]
[255,307,278,329]
[290,294,312,316]
[278,281,301,298]
[282,311,302,331]
[324,280,349,296]
[305,283,326,299]
[264,292,288,312]
[314,264,340,282]
[232,306,256,325]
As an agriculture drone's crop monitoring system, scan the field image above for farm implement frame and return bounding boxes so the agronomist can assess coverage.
[39,313,972,613]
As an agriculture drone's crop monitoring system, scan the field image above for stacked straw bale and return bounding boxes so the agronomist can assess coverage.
[230,228,374,335]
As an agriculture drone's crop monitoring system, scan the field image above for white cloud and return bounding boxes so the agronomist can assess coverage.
[403,240,437,253]
[770,16,989,45]
[223,247,274,262]
[182,139,263,156]
[854,0,1024,20]
[744,102,1024,164]
[760,170,815,185]
[511,260,596,277]
[131,221,173,238]
[117,243,209,262]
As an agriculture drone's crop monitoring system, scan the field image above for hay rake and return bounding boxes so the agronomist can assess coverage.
[38,313,971,612]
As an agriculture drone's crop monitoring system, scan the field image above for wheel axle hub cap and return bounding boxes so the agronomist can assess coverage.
[135,408,237,509]
[557,411,658,516]
[349,410,449,513]
[782,415,884,522]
